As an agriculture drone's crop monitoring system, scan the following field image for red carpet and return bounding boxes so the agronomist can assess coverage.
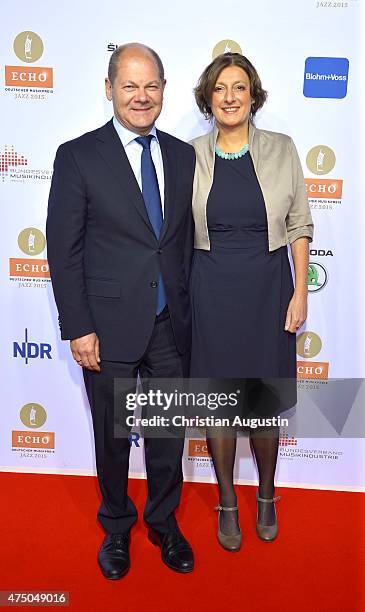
[1,473,364,611]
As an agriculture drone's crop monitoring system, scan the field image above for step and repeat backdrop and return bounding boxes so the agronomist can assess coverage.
[2,0,363,490]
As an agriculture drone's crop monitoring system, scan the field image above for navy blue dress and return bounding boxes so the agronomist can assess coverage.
[190,152,297,415]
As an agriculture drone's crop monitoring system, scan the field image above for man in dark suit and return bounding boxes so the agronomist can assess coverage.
[46,43,195,579]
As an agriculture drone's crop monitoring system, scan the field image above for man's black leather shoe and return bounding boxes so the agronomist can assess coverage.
[98,532,130,580]
[148,526,194,573]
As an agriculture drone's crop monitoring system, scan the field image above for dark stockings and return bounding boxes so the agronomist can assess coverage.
[207,425,280,533]
[250,426,280,526]
[207,427,238,536]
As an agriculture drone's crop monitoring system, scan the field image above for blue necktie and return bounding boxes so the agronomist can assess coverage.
[135,135,166,314]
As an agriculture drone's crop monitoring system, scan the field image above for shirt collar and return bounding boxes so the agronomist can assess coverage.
[113,116,158,147]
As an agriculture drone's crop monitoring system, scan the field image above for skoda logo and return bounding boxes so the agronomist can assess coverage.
[308,262,328,293]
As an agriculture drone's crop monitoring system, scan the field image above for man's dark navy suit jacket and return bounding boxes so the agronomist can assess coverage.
[46,119,195,362]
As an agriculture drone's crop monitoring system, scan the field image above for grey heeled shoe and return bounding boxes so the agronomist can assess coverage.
[214,505,242,552]
[256,490,281,542]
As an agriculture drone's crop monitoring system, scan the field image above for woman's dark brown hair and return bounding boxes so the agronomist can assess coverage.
[194,53,267,120]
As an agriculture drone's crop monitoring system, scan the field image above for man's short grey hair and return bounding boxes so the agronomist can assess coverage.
[108,43,165,84]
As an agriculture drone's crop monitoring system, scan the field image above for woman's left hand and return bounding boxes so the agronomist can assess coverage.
[285,292,308,333]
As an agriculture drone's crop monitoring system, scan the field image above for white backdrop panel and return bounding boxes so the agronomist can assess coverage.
[1,0,363,491]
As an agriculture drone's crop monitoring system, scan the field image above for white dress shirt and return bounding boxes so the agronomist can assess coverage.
[112,116,165,215]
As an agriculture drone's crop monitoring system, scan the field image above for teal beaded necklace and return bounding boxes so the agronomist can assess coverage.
[215,143,249,160]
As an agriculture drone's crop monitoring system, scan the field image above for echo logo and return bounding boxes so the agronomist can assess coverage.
[9,259,50,278]
[13,328,52,364]
[12,431,55,449]
[13,31,44,63]
[297,361,329,380]
[188,439,210,457]
[5,66,53,88]
[305,178,343,199]
[303,57,349,99]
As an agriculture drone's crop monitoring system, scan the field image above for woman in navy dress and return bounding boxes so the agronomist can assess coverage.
[190,53,313,551]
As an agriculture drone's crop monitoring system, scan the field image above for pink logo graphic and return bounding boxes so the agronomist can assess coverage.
[0,145,28,179]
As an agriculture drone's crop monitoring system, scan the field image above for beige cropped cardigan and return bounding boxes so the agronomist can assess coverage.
[190,123,314,252]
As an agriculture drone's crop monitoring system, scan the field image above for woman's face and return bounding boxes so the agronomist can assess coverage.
[210,65,252,130]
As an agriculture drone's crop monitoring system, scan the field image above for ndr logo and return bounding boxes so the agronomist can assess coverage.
[13,328,52,364]
[303,57,349,99]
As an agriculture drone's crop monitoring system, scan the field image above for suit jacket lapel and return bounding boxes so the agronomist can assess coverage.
[95,120,155,234]
[158,130,177,243]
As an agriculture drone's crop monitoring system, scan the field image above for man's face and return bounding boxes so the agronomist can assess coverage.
[105,50,165,135]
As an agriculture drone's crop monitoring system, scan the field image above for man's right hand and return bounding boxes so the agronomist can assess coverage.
[70,333,101,371]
